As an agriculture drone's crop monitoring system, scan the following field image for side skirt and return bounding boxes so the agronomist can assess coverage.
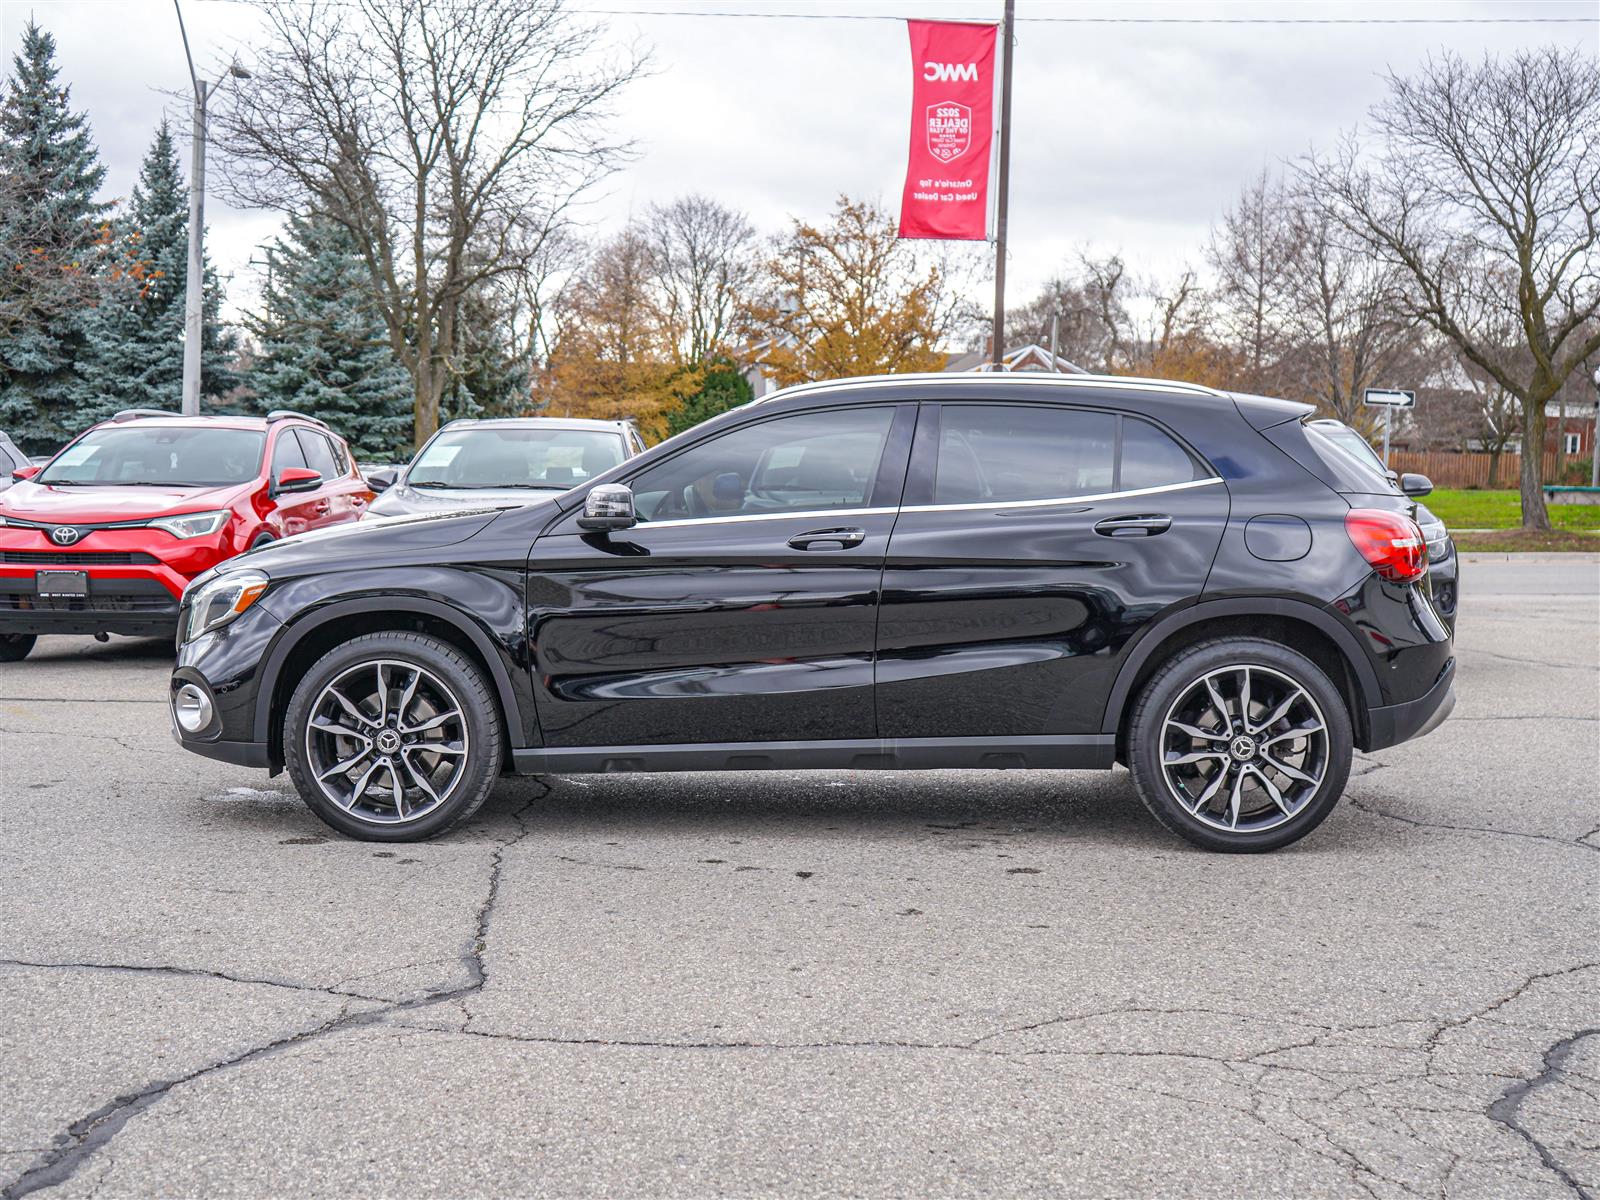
[510,735,1115,776]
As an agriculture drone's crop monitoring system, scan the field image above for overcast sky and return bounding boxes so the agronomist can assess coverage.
[3,0,1596,326]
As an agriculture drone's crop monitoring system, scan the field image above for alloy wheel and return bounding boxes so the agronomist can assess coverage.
[1158,664,1329,834]
[304,659,470,825]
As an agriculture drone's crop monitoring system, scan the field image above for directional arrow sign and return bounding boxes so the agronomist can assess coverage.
[1363,388,1416,409]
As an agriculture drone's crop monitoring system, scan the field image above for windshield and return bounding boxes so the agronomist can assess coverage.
[37,425,266,487]
[406,426,625,490]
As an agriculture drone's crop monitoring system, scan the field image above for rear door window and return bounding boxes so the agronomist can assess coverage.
[934,405,1117,504]
[1120,417,1202,490]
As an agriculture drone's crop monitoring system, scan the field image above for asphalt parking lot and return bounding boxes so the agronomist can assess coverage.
[1,556,1596,1199]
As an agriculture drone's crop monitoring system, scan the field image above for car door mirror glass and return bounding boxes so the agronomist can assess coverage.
[275,467,322,495]
[579,483,637,532]
[711,472,744,505]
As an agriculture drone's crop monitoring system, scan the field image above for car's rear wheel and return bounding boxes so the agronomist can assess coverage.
[1126,638,1352,852]
[283,631,503,841]
[0,633,36,662]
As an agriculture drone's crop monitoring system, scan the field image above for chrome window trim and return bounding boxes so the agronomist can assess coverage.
[643,505,902,530]
[634,476,1224,530]
[902,475,1224,515]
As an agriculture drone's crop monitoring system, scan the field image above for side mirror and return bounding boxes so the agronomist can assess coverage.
[711,472,744,506]
[1400,472,1433,498]
[578,483,637,532]
[12,465,40,482]
[274,467,322,495]
[367,468,397,493]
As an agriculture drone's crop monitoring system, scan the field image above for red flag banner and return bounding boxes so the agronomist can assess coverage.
[897,19,997,241]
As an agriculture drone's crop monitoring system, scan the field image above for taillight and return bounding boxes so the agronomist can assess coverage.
[1345,509,1427,583]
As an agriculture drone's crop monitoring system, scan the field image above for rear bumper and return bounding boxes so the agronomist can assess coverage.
[1365,657,1456,751]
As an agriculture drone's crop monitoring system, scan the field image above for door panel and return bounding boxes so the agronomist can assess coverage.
[526,404,914,747]
[875,403,1229,739]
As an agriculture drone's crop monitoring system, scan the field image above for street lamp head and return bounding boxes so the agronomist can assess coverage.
[228,63,252,79]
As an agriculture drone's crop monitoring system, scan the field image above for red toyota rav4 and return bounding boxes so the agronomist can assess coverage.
[0,409,371,661]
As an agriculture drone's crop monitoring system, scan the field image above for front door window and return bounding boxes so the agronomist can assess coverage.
[629,407,896,522]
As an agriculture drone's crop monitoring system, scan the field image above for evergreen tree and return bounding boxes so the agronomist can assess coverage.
[74,121,238,426]
[665,359,753,438]
[247,212,412,459]
[0,21,109,452]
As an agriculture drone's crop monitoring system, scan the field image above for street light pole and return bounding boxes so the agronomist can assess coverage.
[182,76,207,417]
[173,2,248,417]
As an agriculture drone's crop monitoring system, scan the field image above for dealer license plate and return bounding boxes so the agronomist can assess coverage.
[35,570,89,598]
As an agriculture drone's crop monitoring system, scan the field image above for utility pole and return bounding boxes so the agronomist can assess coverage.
[1049,313,1060,372]
[989,0,1014,369]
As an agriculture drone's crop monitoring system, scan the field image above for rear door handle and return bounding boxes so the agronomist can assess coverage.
[1094,514,1171,537]
[787,527,867,551]
[313,500,331,514]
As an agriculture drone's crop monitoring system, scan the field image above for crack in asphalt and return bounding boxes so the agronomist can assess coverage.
[1347,793,1600,854]
[1487,1028,1600,1200]
[0,794,544,1200]
[0,959,389,1004]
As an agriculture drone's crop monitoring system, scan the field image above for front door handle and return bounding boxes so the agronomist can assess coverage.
[1094,514,1171,537]
[787,527,866,551]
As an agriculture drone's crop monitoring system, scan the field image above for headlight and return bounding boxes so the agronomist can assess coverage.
[149,510,230,539]
[181,569,269,644]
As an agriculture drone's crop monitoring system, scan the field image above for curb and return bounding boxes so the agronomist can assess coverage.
[1458,552,1600,564]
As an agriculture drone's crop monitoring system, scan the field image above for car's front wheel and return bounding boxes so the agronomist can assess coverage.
[0,633,36,662]
[1126,638,1352,852]
[283,631,504,841]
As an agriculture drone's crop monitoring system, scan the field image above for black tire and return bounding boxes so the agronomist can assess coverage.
[0,633,36,662]
[249,532,275,550]
[1126,637,1353,853]
[282,631,504,841]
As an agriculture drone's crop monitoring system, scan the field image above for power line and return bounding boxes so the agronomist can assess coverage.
[589,8,1597,21]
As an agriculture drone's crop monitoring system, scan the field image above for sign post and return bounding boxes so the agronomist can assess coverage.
[1362,389,1416,468]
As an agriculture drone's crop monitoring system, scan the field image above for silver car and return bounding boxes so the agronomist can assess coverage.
[365,417,646,518]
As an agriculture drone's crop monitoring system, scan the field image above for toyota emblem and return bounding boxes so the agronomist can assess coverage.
[50,526,81,546]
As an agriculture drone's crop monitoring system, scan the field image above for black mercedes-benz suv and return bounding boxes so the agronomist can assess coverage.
[169,374,1455,852]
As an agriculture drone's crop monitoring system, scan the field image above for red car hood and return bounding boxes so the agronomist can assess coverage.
[0,481,248,522]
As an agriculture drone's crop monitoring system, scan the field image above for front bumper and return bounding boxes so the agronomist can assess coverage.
[0,578,180,636]
[0,525,239,636]
[1365,656,1456,751]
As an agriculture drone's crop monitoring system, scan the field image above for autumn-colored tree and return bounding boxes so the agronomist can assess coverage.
[542,229,691,442]
[751,195,968,386]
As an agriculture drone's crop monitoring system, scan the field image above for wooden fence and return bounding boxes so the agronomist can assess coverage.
[1387,449,1585,489]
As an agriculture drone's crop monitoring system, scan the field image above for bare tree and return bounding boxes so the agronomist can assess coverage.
[646,195,758,367]
[1303,47,1600,529]
[212,0,645,445]
[1207,170,1295,394]
[1281,195,1420,431]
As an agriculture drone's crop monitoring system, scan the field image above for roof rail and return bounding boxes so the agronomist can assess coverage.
[111,408,177,423]
[752,372,1227,405]
[265,409,332,431]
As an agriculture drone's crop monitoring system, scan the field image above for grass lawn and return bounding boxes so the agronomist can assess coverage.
[1422,488,1600,532]
[1453,529,1600,553]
